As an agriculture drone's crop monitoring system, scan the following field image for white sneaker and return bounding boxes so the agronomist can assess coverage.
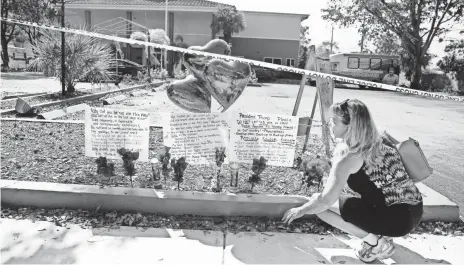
[356,236,396,263]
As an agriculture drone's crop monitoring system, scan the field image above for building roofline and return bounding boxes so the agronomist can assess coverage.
[241,10,309,17]
[66,4,219,12]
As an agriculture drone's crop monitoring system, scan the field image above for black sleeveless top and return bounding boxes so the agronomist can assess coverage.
[346,140,423,207]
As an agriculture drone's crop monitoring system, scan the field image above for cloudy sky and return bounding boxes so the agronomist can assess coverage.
[214,0,464,66]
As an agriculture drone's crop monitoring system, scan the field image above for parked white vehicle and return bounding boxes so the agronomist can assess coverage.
[329,53,400,88]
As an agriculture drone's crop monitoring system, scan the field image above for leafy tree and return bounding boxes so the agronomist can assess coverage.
[1,0,19,70]
[316,41,339,57]
[1,0,59,70]
[17,0,59,46]
[437,39,464,94]
[298,17,311,68]
[322,0,464,90]
[211,6,246,44]
[29,30,113,93]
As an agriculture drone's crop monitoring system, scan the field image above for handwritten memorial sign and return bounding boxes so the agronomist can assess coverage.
[163,113,229,165]
[85,107,150,161]
[149,112,170,127]
[229,112,298,167]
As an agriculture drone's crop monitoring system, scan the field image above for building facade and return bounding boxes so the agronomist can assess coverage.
[66,0,306,67]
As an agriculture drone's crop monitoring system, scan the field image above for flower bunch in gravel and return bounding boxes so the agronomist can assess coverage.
[171,157,188,190]
[296,155,331,192]
[117,148,140,187]
[95,156,115,185]
[249,156,267,193]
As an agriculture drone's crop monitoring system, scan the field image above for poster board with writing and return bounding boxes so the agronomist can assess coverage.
[150,112,170,127]
[163,112,229,165]
[85,107,150,162]
[229,112,299,167]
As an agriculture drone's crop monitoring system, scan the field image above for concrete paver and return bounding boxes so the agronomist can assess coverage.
[1,218,463,264]
[0,218,223,265]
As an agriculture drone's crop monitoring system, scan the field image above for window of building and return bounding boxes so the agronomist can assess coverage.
[382,58,392,67]
[286,58,295,67]
[264,57,282,65]
[264,57,273,63]
[359,57,370,69]
[371,58,381,70]
[348,57,359,69]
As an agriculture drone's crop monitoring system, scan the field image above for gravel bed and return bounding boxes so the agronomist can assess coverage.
[2,120,464,237]
[2,206,463,237]
[0,120,330,196]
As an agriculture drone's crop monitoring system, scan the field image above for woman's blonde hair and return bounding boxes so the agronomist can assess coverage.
[330,99,383,170]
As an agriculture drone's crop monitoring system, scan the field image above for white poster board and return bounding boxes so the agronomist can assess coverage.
[229,112,299,167]
[163,112,229,165]
[85,107,150,161]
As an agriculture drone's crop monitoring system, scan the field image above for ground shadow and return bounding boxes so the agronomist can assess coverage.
[1,224,79,264]
[0,73,49,81]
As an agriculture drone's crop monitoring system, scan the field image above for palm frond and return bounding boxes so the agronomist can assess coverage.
[29,28,113,90]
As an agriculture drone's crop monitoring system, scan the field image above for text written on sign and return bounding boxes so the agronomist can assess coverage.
[163,113,229,165]
[84,107,150,162]
[229,112,298,167]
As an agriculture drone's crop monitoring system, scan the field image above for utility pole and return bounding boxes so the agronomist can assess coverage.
[330,26,334,54]
[145,12,151,82]
[61,0,66,95]
[360,14,366,53]
[164,0,168,69]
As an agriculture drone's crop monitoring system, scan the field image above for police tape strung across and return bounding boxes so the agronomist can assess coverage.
[2,17,463,103]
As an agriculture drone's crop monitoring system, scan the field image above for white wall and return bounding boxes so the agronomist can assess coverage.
[235,12,301,40]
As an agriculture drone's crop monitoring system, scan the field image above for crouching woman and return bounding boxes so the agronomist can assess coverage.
[282,99,423,263]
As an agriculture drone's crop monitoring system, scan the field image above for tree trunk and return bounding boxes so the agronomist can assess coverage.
[410,52,423,90]
[66,79,75,94]
[67,86,75,94]
[1,27,10,71]
[223,33,232,45]
[457,73,464,95]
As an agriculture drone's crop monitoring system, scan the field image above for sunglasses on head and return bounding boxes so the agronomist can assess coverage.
[340,99,350,123]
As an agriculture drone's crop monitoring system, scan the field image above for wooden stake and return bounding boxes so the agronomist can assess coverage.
[302,90,318,154]
[302,48,320,154]
[315,57,334,158]
[292,45,316,116]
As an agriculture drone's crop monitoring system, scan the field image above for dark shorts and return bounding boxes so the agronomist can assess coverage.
[339,195,423,237]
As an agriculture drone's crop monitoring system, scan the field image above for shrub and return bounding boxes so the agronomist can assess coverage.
[421,70,453,92]
[252,67,277,82]
[29,30,113,93]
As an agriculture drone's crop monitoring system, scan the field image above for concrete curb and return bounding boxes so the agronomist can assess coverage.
[1,92,48,101]
[0,81,166,115]
[102,95,128,105]
[0,180,459,222]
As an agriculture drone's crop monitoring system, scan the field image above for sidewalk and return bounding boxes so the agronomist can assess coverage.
[1,218,462,264]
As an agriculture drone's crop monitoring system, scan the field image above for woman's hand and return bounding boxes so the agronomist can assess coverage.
[282,206,304,225]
